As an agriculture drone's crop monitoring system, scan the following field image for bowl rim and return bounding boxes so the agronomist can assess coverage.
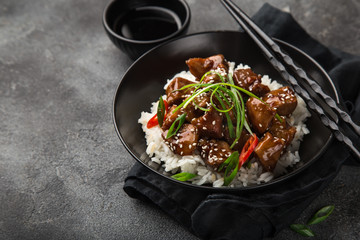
[113,30,339,192]
[102,0,191,44]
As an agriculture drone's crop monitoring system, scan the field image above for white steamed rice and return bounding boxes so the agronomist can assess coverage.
[138,62,311,188]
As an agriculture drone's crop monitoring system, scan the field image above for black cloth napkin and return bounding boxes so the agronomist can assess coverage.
[124,3,360,239]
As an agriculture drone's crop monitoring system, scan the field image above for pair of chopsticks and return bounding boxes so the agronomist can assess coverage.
[220,0,360,160]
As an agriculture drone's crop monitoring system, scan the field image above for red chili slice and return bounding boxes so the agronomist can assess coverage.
[238,134,258,169]
[147,99,169,128]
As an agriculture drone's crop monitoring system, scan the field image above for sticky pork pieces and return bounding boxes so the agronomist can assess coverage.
[161,54,297,173]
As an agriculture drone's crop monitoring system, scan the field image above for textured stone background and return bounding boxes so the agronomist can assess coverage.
[0,0,359,239]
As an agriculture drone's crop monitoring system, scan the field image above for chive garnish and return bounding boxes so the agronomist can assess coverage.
[166,113,187,139]
[290,205,335,237]
[219,151,239,186]
[290,224,315,237]
[214,92,235,139]
[307,205,334,225]
[157,96,166,127]
[171,172,197,181]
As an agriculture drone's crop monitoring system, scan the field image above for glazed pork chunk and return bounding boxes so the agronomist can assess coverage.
[191,107,223,139]
[166,77,195,105]
[246,97,276,134]
[186,54,229,79]
[269,117,296,147]
[162,104,200,131]
[262,86,297,116]
[162,123,199,156]
[254,132,286,172]
[233,68,270,97]
[198,139,232,170]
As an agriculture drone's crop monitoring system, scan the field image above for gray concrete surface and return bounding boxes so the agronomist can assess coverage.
[0,0,359,239]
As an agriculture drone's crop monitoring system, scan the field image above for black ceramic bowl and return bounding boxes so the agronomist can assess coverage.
[114,31,339,192]
[103,0,191,60]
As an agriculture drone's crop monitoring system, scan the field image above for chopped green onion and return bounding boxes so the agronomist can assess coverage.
[199,71,226,83]
[211,88,234,113]
[166,113,187,139]
[173,84,214,113]
[307,205,334,225]
[171,172,197,181]
[228,74,246,147]
[193,101,211,112]
[157,96,166,127]
[219,151,239,186]
[290,205,335,237]
[218,151,233,172]
[199,71,213,83]
[290,224,315,237]
[214,93,235,139]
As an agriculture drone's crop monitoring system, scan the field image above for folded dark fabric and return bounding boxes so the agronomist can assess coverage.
[124,3,360,239]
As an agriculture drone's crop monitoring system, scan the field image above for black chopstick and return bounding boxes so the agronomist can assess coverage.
[220,0,360,159]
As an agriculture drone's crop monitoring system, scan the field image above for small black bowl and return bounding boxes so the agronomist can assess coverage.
[103,0,191,60]
[113,31,339,193]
